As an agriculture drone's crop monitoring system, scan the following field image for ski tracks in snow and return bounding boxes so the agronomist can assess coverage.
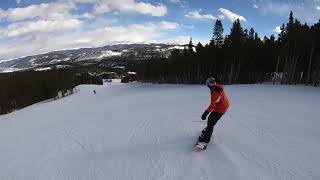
[54,128,108,180]
[217,114,317,180]
[126,118,150,144]
[55,128,91,152]
[1,83,320,180]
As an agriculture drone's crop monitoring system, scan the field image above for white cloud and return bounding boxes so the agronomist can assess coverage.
[219,8,247,22]
[317,6,320,10]
[0,9,6,19]
[181,24,195,29]
[0,1,172,60]
[93,0,167,17]
[0,2,75,22]
[94,3,111,14]
[72,12,95,20]
[16,0,21,4]
[0,21,179,60]
[1,1,167,22]
[163,36,208,45]
[81,12,95,19]
[170,0,180,3]
[71,0,98,3]
[274,26,282,33]
[253,4,259,9]
[158,21,179,29]
[185,10,216,21]
[163,36,191,45]
[0,19,82,38]
[218,14,225,19]
[256,0,320,24]
[259,1,293,17]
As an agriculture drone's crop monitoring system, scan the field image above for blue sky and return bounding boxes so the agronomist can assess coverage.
[0,0,320,60]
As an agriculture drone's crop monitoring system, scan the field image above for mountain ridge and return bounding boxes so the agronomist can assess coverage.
[0,43,186,72]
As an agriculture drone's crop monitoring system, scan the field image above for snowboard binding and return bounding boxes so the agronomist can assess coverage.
[195,141,207,150]
[195,128,208,150]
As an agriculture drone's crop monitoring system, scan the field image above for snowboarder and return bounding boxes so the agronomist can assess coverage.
[93,90,96,94]
[196,77,230,149]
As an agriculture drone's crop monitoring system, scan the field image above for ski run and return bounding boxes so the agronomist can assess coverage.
[0,82,320,180]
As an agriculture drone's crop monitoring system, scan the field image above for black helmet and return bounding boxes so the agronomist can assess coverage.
[206,77,216,87]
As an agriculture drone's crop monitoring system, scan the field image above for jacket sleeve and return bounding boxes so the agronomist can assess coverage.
[207,91,220,112]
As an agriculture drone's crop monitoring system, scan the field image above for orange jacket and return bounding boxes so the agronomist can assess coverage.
[207,84,230,113]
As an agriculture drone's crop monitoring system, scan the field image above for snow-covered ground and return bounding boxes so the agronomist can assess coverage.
[0,83,319,180]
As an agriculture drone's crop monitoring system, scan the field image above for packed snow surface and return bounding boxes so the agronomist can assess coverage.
[0,83,320,180]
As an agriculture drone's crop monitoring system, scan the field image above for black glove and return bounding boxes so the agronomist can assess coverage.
[201,110,209,120]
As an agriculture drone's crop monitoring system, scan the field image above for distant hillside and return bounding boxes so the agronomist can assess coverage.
[0,43,186,72]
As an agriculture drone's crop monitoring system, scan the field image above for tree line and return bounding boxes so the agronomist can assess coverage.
[136,11,320,86]
[0,67,103,115]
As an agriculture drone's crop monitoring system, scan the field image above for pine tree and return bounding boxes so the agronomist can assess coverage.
[196,42,204,53]
[188,37,194,53]
[228,19,245,49]
[210,19,224,48]
[249,28,255,40]
[226,19,245,83]
[135,11,320,86]
[288,11,294,31]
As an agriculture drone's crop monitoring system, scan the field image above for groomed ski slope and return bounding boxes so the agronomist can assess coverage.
[0,82,320,180]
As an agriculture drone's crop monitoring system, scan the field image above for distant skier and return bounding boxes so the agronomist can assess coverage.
[196,77,230,149]
[93,90,96,94]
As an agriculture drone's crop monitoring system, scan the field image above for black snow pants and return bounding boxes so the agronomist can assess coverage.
[199,112,224,143]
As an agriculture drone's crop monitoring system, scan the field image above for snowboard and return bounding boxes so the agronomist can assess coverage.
[195,128,208,150]
[195,141,207,150]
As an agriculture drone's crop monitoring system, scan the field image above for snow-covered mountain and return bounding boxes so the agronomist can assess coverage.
[0,43,185,72]
[0,82,319,179]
